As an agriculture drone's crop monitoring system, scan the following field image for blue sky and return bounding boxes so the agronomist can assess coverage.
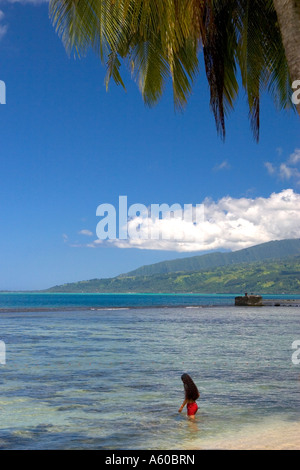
[0,2,299,290]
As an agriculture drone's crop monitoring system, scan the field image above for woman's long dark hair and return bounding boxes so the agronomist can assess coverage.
[181,373,200,401]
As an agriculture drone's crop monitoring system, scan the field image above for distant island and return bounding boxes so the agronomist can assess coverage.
[45,239,300,294]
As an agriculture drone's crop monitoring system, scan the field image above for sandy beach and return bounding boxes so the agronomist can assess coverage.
[189,419,300,450]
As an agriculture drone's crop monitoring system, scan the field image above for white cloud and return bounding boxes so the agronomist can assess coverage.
[84,189,300,253]
[213,160,230,171]
[289,149,300,165]
[265,148,300,184]
[0,10,7,40]
[264,162,276,175]
[279,163,300,181]
[78,229,93,237]
[0,23,7,40]
[0,0,49,41]
[279,163,293,180]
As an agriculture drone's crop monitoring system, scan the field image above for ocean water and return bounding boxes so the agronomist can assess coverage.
[0,293,299,449]
[0,292,238,310]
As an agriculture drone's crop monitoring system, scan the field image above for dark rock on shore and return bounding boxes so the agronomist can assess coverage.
[235,294,263,306]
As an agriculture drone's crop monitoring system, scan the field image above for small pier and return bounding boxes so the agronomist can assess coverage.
[235,293,263,306]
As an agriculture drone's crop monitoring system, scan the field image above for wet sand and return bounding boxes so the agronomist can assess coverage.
[188,419,300,450]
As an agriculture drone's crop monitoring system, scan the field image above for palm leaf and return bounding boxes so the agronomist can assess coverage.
[49,0,295,141]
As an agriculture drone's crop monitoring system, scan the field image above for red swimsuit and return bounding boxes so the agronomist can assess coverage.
[187,402,198,416]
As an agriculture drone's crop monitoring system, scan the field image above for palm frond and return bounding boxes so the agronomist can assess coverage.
[202,0,239,139]
[49,0,295,141]
[236,0,292,140]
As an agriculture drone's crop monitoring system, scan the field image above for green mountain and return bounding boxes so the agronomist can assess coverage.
[121,238,300,277]
[46,255,300,295]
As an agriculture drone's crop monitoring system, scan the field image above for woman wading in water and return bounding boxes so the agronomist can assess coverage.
[178,373,200,419]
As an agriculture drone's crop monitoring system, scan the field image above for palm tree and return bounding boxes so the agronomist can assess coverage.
[49,0,298,140]
[273,0,300,115]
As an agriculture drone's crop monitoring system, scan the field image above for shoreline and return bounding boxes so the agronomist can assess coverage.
[188,419,300,450]
[0,300,300,313]
[0,304,233,313]
[263,298,300,307]
[1,293,300,313]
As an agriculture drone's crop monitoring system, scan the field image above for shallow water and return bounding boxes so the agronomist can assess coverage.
[0,303,299,449]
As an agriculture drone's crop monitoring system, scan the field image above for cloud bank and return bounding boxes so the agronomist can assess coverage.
[86,189,300,252]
